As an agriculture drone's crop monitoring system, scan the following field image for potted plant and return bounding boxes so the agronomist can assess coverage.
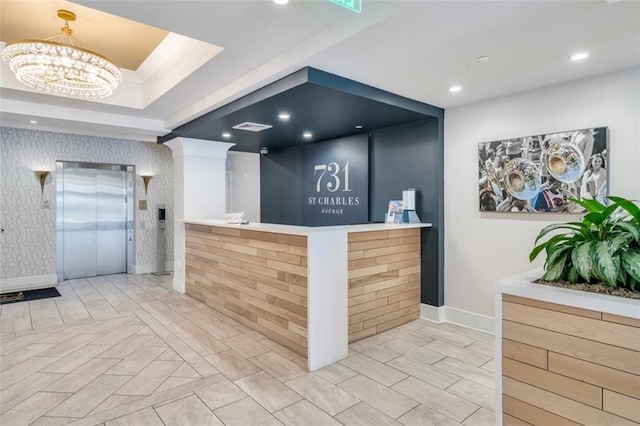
[497,196,640,425]
[529,195,640,297]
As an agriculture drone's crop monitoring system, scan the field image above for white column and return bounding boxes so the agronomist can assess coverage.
[166,138,234,293]
[307,230,349,371]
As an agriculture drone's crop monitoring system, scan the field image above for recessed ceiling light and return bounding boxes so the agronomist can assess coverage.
[30,120,38,124]
[355,125,363,129]
[571,52,589,61]
[273,0,288,4]
[303,132,313,139]
[278,113,291,120]
[477,56,490,62]
[449,85,462,93]
[222,132,231,138]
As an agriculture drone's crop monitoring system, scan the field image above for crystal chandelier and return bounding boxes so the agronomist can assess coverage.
[2,10,122,99]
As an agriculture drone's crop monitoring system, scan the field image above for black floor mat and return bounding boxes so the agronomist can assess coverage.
[0,287,61,305]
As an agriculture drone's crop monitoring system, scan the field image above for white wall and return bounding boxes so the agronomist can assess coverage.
[444,68,640,328]
[0,127,174,285]
[227,152,261,223]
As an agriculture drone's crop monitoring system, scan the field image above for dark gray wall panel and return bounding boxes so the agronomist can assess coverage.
[262,134,370,227]
[261,118,445,307]
[370,119,444,306]
[260,148,303,225]
[302,134,369,226]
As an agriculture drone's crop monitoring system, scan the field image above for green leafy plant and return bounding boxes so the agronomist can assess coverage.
[530,196,640,291]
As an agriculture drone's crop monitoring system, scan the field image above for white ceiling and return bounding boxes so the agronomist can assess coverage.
[1,0,639,142]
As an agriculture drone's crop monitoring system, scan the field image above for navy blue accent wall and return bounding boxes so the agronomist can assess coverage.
[260,147,303,226]
[302,134,369,226]
[260,119,444,307]
[369,119,444,307]
[261,134,369,227]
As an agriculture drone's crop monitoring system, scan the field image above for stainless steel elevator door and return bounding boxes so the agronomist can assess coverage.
[96,170,127,276]
[62,167,126,280]
[63,168,97,280]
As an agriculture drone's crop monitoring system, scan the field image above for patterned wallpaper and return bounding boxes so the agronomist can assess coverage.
[0,127,174,280]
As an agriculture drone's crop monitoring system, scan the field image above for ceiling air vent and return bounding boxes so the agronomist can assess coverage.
[231,122,273,132]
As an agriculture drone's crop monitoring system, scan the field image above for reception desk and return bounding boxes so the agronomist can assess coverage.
[184,220,431,371]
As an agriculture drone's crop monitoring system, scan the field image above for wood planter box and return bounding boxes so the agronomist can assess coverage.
[495,270,640,426]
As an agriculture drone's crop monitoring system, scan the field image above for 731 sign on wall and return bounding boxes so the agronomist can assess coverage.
[303,134,368,226]
[314,162,351,192]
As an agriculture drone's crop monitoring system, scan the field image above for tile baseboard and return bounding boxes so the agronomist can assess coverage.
[133,262,174,275]
[0,274,57,293]
[420,303,495,334]
[420,303,445,323]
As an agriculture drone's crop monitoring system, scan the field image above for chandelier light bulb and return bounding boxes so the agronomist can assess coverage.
[1,9,122,100]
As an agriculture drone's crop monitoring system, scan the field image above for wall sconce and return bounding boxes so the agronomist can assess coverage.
[35,170,50,196]
[140,175,153,197]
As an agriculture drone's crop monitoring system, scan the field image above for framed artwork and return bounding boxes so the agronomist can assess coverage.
[478,127,608,213]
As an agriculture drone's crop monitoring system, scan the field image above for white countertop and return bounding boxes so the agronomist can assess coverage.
[184,219,432,236]
[496,269,639,319]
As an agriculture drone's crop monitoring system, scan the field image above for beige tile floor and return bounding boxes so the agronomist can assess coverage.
[0,274,496,426]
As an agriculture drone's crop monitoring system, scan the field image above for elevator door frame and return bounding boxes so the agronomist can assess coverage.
[56,161,135,282]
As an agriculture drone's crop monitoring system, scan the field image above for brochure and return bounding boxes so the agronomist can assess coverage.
[385,200,403,224]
